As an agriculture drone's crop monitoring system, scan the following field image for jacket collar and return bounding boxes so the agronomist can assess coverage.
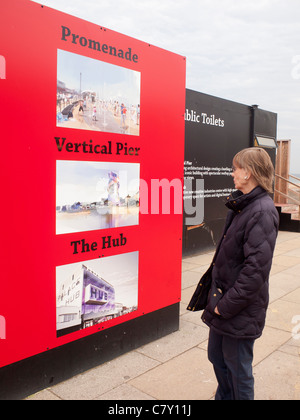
[225,186,267,213]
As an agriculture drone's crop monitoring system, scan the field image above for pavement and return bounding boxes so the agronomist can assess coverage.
[27,230,300,401]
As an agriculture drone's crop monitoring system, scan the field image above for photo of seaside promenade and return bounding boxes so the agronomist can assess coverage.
[56,160,140,235]
[56,49,141,136]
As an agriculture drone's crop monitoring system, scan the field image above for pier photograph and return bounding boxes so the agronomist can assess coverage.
[56,160,140,235]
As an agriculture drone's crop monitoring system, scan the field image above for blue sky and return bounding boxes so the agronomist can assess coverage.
[36,0,300,172]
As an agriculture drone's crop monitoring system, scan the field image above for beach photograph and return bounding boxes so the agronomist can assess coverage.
[56,49,141,136]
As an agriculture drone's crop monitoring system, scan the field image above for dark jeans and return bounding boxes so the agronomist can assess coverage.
[208,328,255,400]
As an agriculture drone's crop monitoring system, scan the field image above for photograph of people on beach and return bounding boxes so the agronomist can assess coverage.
[56,49,141,135]
[56,160,140,235]
[56,251,139,337]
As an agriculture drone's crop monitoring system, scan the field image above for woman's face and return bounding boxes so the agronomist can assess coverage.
[231,164,249,193]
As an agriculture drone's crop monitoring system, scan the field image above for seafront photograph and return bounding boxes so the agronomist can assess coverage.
[56,49,141,136]
[56,160,140,235]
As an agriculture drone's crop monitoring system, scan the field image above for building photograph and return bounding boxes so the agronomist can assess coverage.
[56,252,139,337]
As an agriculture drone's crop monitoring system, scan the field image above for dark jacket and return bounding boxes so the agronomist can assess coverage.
[202,186,279,339]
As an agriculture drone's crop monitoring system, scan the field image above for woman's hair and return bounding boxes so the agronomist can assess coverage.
[233,147,275,193]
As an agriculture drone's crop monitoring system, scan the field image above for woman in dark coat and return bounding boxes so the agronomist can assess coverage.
[202,147,279,400]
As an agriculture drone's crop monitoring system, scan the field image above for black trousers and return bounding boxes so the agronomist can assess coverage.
[208,328,255,400]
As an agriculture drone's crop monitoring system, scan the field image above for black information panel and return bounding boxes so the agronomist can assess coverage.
[183,89,277,256]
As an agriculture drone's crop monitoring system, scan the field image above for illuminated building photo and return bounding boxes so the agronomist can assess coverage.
[56,252,139,337]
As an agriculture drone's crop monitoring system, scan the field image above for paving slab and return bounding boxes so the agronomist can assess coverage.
[181,269,203,289]
[136,320,208,363]
[46,351,160,400]
[269,264,287,276]
[280,248,300,258]
[278,337,300,358]
[26,389,61,401]
[280,288,300,304]
[182,262,201,272]
[183,253,214,266]
[266,299,300,334]
[269,271,300,303]
[181,285,198,306]
[274,241,300,255]
[129,347,217,401]
[181,310,208,328]
[284,263,300,278]
[272,254,300,268]
[254,351,300,400]
[275,232,300,243]
[96,384,155,401]
[189,264,210,274]
[253,326,291,366]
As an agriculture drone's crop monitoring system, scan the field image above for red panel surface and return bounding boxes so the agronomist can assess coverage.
[0,0,186,367]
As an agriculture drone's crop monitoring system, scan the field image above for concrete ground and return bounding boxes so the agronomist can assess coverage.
[27,230,300,401]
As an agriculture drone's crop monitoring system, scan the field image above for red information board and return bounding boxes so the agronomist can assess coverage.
[0,0,186,368]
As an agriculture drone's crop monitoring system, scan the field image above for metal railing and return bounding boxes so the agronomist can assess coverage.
[274,174,300,220]
[274,188,300,205]
[290,174,300,183]
[275,174,300,191]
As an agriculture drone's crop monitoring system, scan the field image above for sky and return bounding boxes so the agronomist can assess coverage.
[56,161,140,206]
[57,49,141,104]
[35,0,300,173]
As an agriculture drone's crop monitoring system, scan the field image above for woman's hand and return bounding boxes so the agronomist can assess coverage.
[214,306,221,316]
